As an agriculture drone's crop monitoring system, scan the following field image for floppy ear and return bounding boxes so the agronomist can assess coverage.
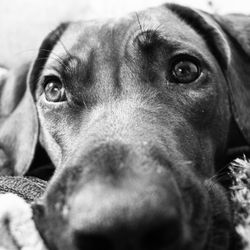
[0,23,69,176]
[167,4,250,148]
[0,63,38,175]
[213,14,250,145]
[27,23,70,167]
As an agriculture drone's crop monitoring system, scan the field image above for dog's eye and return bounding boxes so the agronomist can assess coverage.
[44,77,66,102]
[170,59,200,84]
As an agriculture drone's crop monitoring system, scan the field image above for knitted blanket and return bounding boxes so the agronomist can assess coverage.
[0,177,47,203]
[0,177,47,250]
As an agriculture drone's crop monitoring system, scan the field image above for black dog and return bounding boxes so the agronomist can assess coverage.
[0,3,250,250]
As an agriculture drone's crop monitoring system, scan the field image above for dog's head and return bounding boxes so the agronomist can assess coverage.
[1,3,250,250]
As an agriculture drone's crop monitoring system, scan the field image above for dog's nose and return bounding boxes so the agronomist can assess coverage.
[73,214,183,250]
[69,180,186,250]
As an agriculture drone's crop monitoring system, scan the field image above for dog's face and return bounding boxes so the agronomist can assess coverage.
[28,4,238,250]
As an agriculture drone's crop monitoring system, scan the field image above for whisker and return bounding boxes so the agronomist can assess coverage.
[205,176,232,195]
[208,163,231,182]
[32,57,70,75]
[135,12,144,33]
[53,29,74,62]
[12,46,71,73]
[13,47,40,56]
[58,38,73,61]
[37,51,71,72]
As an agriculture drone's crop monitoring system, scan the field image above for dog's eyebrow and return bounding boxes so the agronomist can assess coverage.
[135,29,166,50]
[45,54,82,77]
[134,29,192,53]
[60,55,79,72]
[42,54,74,73]
[134,29,207,61]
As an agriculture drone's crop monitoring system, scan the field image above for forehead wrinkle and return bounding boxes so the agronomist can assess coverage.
[46,23,100,72]
[135,7,210,48]
[130,23,211,63]
[44,51,67,73]
[45,38,95,77]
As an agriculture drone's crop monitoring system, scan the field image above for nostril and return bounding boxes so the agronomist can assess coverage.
[74,232,115,250]
[142,219,182,250]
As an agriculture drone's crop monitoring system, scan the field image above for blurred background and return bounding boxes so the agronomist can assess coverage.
[0,0,250,67]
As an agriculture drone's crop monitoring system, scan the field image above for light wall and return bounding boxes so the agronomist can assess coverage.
[0,0,249,67]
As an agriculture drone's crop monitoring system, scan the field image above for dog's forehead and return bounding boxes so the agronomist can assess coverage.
[49,6,210,62]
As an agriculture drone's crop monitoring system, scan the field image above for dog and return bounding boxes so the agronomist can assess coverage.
[0,3,250,250]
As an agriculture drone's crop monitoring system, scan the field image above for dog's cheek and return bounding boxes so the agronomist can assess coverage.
[36,99,85,168]
[182,85,218,129]
[180,176,231,250]
[38,113,63,167]
[36,100,70,167]
[178,173,211,249]
[204,180,232,250]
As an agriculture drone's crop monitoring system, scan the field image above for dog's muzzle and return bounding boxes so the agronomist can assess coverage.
[33,142,201,250]
[70,147,188,250]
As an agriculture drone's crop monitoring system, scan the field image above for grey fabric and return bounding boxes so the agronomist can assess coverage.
[0,176,47,203]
